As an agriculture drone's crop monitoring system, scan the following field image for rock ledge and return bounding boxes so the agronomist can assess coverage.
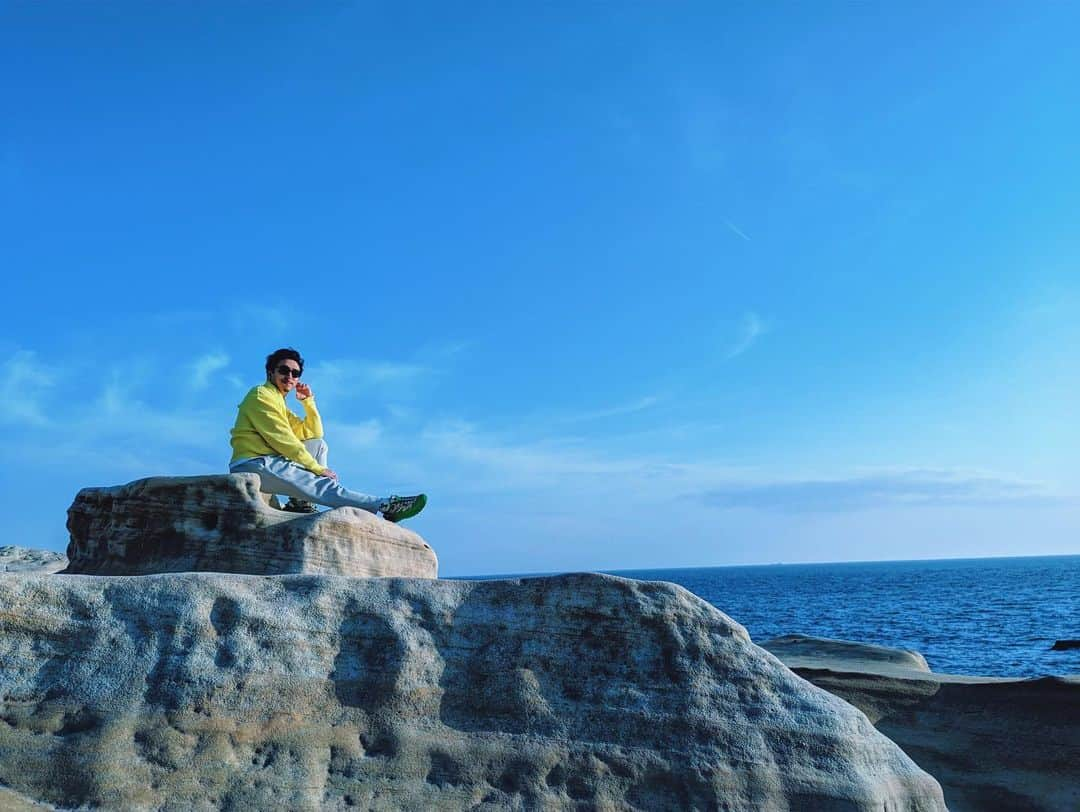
[763,633,1080,811]
[63,473,436,578]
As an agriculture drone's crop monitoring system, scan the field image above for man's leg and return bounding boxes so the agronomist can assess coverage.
[304,438,328,468]
[232,456,385,513]
[281,439,331,511]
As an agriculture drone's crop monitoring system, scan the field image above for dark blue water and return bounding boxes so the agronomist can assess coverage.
[464,556,1080,678]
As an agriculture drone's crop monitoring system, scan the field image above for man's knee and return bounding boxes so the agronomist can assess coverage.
[304,437,328,459]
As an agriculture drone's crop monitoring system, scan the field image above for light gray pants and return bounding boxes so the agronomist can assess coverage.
[230,438,385,513]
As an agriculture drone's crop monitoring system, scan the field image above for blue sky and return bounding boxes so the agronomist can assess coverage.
[4,3,1080,576]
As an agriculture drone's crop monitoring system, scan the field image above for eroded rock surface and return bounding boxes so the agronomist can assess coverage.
[0,546,67,574]
[63,474,436,578]
[0,573,944,811]
[763,634,1080,811]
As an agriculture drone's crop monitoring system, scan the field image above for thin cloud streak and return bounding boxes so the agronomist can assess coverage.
[421,421,651,482]
[304,357,435,404]
[723,219,751,242]
[696,469,1060,514]
[557,396,661,423]
[415,421,755,501]
[308,358,430,383]
[726,312,768,359]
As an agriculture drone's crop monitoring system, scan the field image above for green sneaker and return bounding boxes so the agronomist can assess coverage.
[382,493,427,523]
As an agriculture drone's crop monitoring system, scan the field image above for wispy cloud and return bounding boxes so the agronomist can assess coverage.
[2,350,59,426]
[334,419,383,450]
[309,358,430,382]
[421,420,648,483]
[419,339,472,360]
[722,219,751,242]
[696,469,1060,514]
[189,352,230,390]
[364,361,430,382]
[86,376,223,452]
[726,311,768,359]
[557,395,661,423]
[229,305,289,332]
[305,357,434,403]
[8,359,228,483]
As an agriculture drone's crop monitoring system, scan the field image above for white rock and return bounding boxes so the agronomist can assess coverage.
[0,572,944,810]
[0,546,67,574]
[762,633,932,678]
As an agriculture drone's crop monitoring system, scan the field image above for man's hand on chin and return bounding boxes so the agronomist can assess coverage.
[295,382,313,400]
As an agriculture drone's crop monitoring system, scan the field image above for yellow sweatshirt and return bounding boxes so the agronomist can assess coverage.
[230,382,326,474]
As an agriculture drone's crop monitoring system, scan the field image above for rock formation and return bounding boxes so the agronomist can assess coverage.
[763,634,1080,811]
[63,473,436,579]
[0,572,945,810]
[0,546,67,574]
[764,633,932,676]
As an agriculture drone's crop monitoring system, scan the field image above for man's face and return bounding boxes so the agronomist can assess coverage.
[271,359,301,395]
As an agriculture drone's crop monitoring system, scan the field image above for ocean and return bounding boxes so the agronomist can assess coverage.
[466,555,1080,678]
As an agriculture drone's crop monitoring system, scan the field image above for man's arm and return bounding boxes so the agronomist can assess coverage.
[287,383,324,440]
[247,387,327,474]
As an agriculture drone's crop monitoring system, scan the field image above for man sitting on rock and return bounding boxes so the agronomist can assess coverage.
[229,347,426,522]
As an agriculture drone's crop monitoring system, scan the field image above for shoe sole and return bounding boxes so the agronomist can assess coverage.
[384,493,427,522]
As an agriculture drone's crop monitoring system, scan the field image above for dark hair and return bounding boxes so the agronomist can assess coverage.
[265,347,304,378]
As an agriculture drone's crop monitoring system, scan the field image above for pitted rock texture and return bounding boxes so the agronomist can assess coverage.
[63,474,436,578]
[0,572,944,811]
[0,546,67,574]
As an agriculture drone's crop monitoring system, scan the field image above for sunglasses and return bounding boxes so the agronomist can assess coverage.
[276,366,302,379]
